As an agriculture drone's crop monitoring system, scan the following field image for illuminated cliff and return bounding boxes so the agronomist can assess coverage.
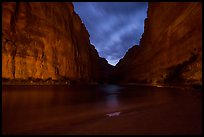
[2,2,99,82]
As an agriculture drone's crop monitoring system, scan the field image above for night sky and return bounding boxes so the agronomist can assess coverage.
[73,2,148,66]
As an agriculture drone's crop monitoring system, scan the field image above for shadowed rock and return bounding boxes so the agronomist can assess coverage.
[98,57,114,84]
[114,2,202,87]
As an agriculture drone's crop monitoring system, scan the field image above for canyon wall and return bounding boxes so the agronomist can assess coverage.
[2,2,99,82]
[98,57,114,83]
[115,2,202,86]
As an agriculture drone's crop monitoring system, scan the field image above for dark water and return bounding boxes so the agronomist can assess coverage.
[2,85,202,135]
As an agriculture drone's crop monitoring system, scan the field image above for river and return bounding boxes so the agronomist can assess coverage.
[2,84,202,135]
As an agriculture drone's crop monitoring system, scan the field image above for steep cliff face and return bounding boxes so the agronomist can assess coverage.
[2,2,99,82]
[98,57,114,83]
[115,2,202,86]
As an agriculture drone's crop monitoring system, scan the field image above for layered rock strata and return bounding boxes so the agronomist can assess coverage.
[2,2,99,83]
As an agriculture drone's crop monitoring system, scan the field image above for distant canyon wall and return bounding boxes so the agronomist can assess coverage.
[98,57,114,83]
[115,2,202,86]
[2,2,99,82]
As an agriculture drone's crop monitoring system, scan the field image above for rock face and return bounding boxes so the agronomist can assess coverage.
[98,57,114,83]
[2,2,99,82]
[115,2,202,86]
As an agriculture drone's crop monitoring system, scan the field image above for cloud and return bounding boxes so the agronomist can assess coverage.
[73,2,148,66]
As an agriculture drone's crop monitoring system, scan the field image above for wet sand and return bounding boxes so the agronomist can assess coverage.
[2,85,202,135]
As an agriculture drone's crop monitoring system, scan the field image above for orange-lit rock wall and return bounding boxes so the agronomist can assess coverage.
[2,2,99,82]
[115,2,202,86]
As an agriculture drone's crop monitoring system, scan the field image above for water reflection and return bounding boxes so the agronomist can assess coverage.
[106,95,119,108]
[100,84,123,94]
[2,85,183,116]
[2,85,201,134]
[99,85,122,108]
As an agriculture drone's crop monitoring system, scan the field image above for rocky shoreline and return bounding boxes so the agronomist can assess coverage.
[2,78,99,86]
[2,78,201,91]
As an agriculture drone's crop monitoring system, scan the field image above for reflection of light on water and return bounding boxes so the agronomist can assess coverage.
[156,85,163,87]
[106,95,119,108]
[102,85,122,94]
[102,85,121,108]
[106,111,121,117]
